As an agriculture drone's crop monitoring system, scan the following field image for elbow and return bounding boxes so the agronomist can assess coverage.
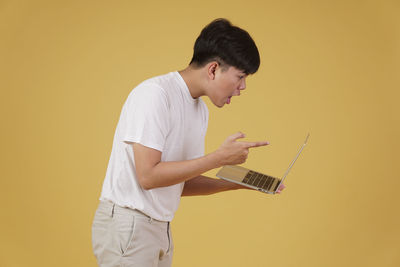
[137,174,155,190]
[141,184,153,190]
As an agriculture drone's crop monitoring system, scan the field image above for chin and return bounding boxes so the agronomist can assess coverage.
[211,99,225,108]
[216,102,225,108]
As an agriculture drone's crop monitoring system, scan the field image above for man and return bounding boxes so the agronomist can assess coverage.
[92,18,285,267]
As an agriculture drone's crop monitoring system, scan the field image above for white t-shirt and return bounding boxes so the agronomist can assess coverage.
[99,71,209,221]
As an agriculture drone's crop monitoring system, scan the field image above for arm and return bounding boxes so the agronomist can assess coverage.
[181,175,245,196]
[181,176,286,196]
[133,132,269,190]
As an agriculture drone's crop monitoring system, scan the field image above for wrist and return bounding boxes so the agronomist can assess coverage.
[218,179,244,191]
[208,150,224,168]
[231,182,247,190]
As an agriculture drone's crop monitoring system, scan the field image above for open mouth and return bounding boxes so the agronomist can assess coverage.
[226,96,232,104]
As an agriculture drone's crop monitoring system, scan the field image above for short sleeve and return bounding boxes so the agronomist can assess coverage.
[122,83,170,152]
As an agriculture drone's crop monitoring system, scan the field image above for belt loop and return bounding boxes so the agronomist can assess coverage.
[148,217,153,224]
[111,204,115,218]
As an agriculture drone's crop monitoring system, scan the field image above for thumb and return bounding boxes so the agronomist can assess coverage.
[229,132,246,141]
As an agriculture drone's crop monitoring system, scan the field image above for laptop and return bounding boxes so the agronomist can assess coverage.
[216,134,309,194]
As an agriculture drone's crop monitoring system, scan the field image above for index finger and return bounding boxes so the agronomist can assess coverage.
[241,141,270,148]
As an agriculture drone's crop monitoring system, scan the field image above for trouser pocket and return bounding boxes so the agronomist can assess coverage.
[113,212,136,256]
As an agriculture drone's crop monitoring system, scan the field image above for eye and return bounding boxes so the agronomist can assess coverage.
[238,75,244,79]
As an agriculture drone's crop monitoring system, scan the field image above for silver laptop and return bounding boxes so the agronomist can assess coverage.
[216,134,309,194]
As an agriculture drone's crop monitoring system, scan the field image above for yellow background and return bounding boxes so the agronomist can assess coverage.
[1,0,399,266]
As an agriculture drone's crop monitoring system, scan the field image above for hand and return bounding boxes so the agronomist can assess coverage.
[276,183,286,194]
[215,132,270,166]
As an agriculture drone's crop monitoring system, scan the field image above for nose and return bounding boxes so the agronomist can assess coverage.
[239,78,246,90]
[233,79,246,96]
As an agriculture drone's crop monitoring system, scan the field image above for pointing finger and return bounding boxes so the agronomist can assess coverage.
[242,141,270,148]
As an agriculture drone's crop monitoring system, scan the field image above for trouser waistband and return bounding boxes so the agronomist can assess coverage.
[98,200,168,224]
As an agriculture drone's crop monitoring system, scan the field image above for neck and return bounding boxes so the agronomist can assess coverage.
[178,66,206,99]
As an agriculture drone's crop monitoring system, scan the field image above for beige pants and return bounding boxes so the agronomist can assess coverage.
[92,201,173,267]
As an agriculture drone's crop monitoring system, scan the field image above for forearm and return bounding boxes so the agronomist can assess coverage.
[134,132,269,190]
[181,175,245,196]
[140,153,222,190]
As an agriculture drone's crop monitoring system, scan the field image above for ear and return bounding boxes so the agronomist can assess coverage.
[206,61,219,80]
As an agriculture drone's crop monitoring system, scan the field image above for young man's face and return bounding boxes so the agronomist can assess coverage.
[209,65,247,108]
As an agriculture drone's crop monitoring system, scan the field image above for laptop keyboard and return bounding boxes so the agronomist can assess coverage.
[242,170,279,191]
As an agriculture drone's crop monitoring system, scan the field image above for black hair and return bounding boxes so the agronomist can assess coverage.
[189,18,260,75]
